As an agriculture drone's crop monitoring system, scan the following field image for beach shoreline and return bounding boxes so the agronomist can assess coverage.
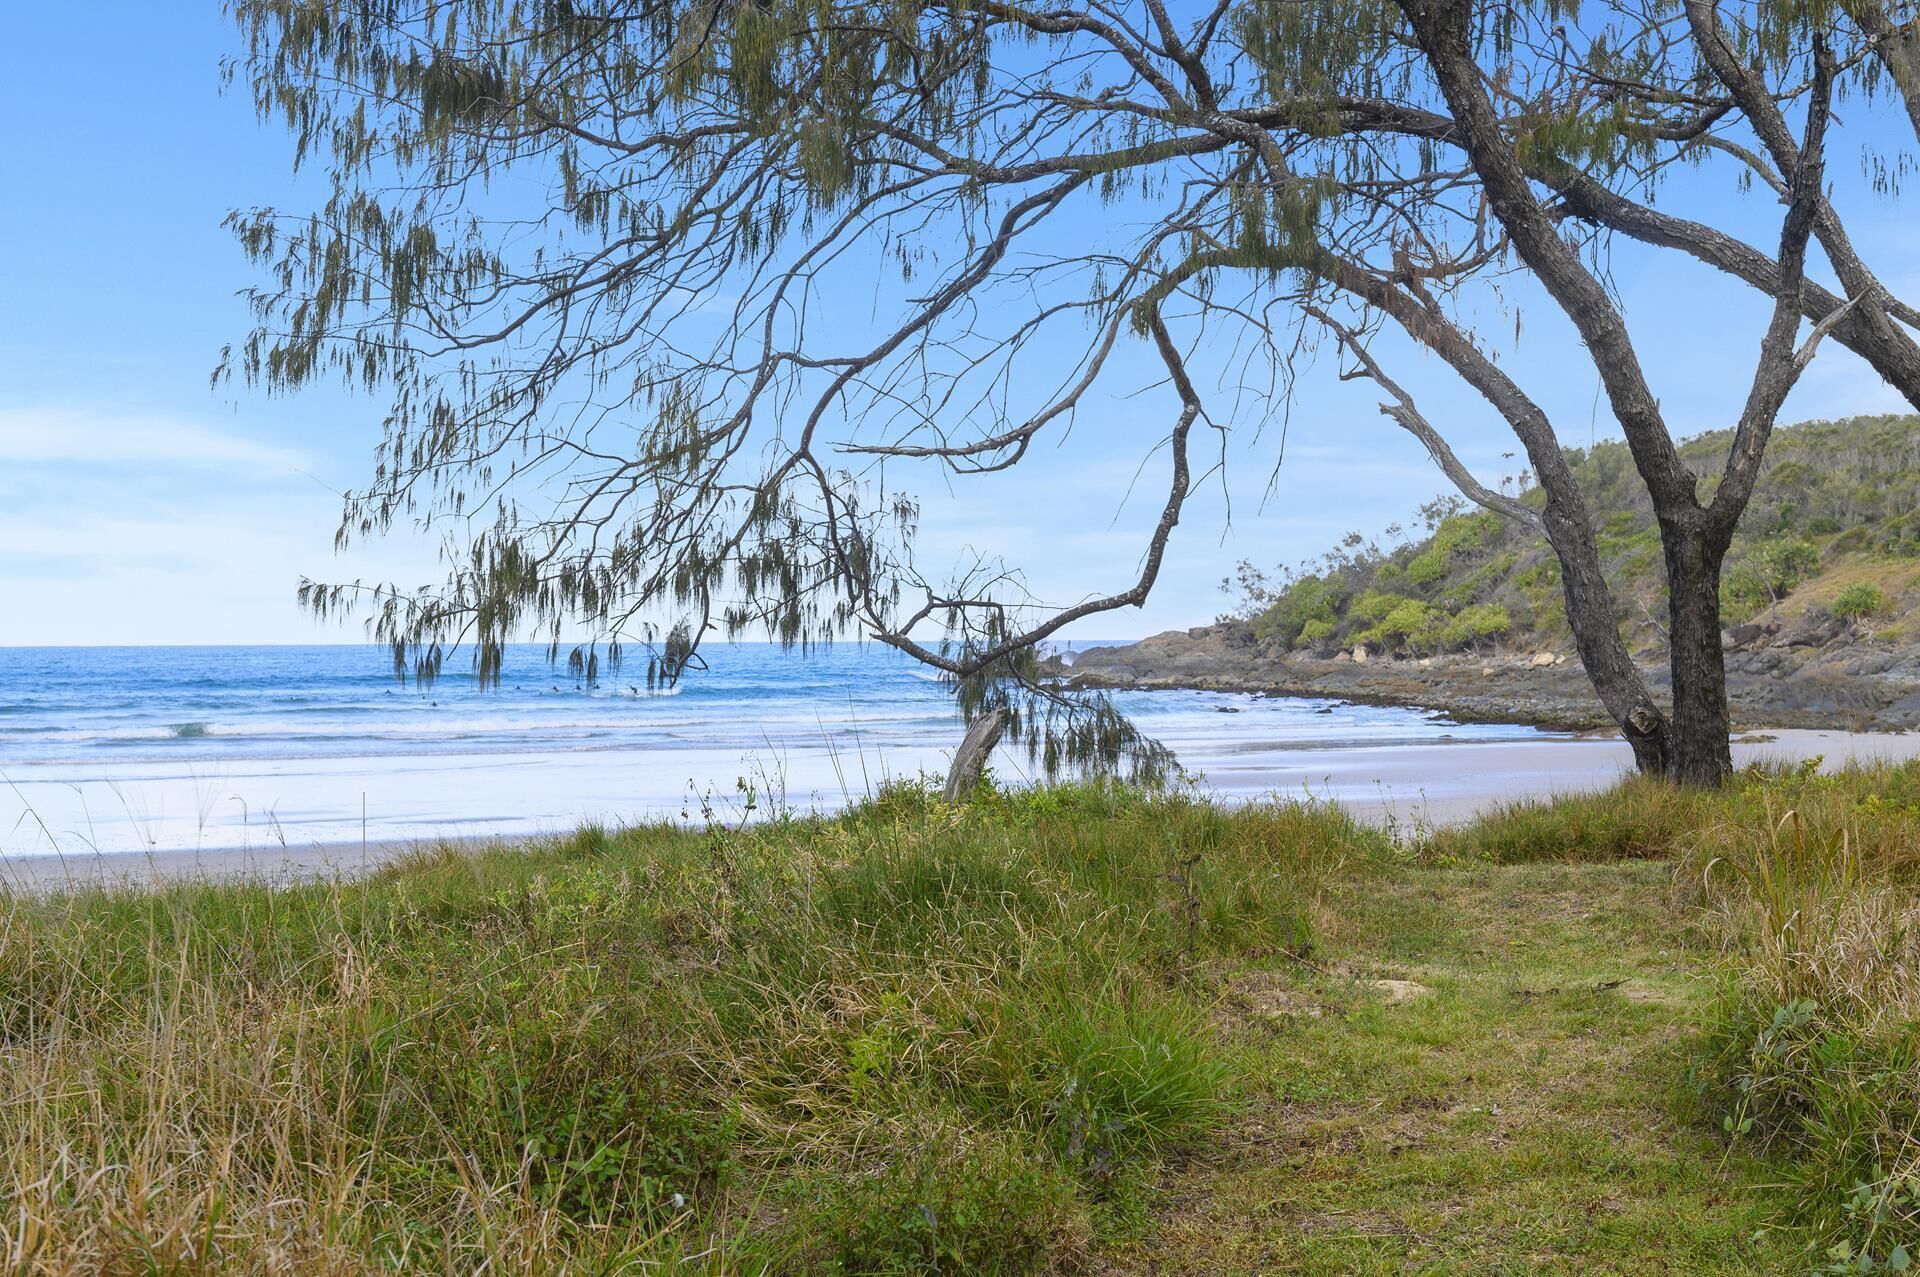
[6,724,1913,893]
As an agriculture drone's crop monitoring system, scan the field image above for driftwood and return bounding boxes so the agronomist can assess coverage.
[942,709,1008,802]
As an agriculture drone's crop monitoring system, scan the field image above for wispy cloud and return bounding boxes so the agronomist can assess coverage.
[0,406,310,472]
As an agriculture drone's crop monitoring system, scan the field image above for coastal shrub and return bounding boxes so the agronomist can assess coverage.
[1222,415,1920,661]
[1725,536,1823,618]
[1251,571,1345,648]
[1297,616,1337,647]
[1438,602,1511,649]
[1358,597,1442,652]
[1346,588,1404,628]
[1405,543,1451,585]
[1832,582,1887,619]
[1402,512,1502,590]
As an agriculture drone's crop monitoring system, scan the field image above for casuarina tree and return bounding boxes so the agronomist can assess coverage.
[227,0,1920,786]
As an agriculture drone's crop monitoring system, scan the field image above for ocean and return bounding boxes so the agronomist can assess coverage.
[0,643,1565,856]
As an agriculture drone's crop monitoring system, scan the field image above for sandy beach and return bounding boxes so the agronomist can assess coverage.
[5,724,1913,894]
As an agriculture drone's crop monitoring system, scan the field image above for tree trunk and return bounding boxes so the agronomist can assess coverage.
[1540,504,1672,776]
[1661,527,1733,786]
[943,708,1008,802]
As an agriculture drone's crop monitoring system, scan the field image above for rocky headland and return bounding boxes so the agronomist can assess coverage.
[1054,618,1920,733]
[1074,414,1920,734]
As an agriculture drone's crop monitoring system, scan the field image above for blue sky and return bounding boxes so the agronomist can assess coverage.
[1,5,1913,647]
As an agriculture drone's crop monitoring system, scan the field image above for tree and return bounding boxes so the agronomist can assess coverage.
[227,0,1920,788]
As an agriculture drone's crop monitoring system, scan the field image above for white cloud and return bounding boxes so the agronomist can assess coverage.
[0,405,311,472]
[0,402,442,643]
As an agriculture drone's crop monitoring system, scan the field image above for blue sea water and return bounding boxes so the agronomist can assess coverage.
[0,643,959,767]
[0,643,1550,767]
[0,643,1564,856]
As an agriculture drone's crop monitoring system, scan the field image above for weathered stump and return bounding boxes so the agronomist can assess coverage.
[942,708,1009,802]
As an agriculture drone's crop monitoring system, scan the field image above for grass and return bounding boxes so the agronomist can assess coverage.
[1107,860,1788,1274]
[6,765,1920,1272]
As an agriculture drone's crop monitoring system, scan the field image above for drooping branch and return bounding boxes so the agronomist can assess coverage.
[230,0,1915,788]
[1310,308,1543,533]
[866,309,1198,679]
[1851,2,1920,140]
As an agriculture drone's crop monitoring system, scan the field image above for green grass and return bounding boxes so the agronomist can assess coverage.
[9,766,1920,1273]
[1104,860,1790,1274]
[0,783,1363,1273]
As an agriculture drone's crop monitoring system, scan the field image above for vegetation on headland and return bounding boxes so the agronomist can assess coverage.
[1226,413,1920,661]
[7,766,1920,1272]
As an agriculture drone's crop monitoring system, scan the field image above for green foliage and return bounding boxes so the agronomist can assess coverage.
[231,0,1919,792]
[1226,416,1920,657]
[1405,544,1452,586]
[1297,616,1338,646]
[1399,512,1499,590]
[1358,597,1442,652]
[1833,583,1887,619]
[1346,589,1402,627]
[1410,760,1920,1271]
[788,1130,1086,1275]
[1725,536,1823,619]
[38,765,1920,1268]
[1438,602,1512,648]
[1250,571,1344,648]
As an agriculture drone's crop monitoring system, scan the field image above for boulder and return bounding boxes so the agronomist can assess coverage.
[1528,651,1555,668]
[1352,645,1369,665]
[1776,611,1845,649]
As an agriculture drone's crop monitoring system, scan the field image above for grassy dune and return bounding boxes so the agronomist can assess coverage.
[3,768,1918,1273]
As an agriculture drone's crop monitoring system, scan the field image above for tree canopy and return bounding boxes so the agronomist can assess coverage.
[227,0,1920,783]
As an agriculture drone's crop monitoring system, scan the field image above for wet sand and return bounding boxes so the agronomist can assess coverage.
[4,726,1912,894]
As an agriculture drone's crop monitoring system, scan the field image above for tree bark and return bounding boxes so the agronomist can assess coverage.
[1661,526,1733,786]
[1544,503,1672,775]
[1852,5,1920,147]
[943,708,1008,802]
[1552,177,1920,411]
[1312,252,1674,776]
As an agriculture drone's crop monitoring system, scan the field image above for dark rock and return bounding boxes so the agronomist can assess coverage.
[1775,611,1845,648]
[1058,611,1920,734]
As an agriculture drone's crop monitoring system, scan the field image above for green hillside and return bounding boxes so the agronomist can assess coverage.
[1228,414,1920,657]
